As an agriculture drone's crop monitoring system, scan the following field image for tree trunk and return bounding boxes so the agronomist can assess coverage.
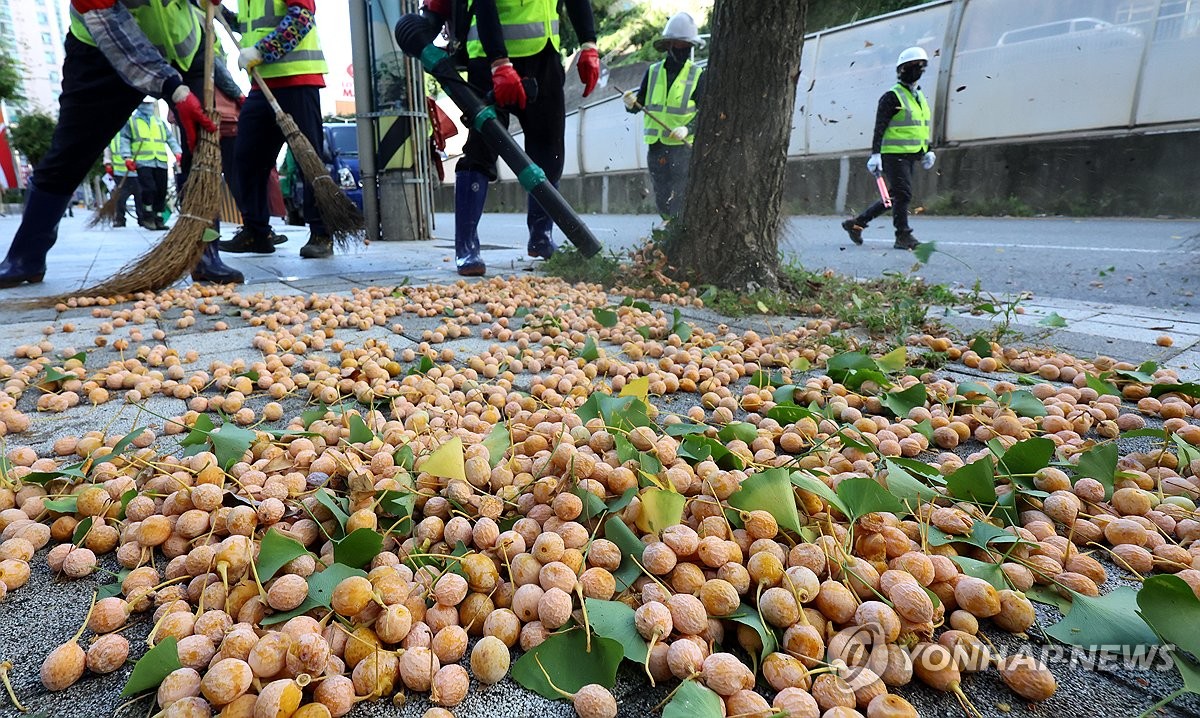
[668,0,806,292]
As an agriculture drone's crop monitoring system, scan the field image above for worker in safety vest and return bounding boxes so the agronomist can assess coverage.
[422,0,599,276]
[219,0,331,259]
[104,125,136,227]
[623,12,705,222]
[841,46,935,251]
[121,100,182,231]
[0,0,243,289]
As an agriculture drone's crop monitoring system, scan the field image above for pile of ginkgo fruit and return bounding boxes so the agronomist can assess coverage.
[1,275,1199,718]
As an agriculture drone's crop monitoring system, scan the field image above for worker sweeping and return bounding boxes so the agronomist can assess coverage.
[220,0,334,259]
[0,0,241,290]
[437,0,600,276]
[841,46,935,251]
[623,12,705,223]
[103,125,136,228]
[122,100,182,231]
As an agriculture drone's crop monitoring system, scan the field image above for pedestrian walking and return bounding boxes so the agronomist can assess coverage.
[442,0,599,276]
[122,100,182,231]
[104,125,137,227]
[841,46,936,251]
[219,0,332,259]
[0,0,241,289]
[623,12,705,223]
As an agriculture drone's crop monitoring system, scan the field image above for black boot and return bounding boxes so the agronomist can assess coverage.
[0,184,73,288]
[841,218,864,245]
[270,229,287,245]
[218,226,275,254]
[192,242,244,284]
[894,230,920,250]
[153,216,169,231]
[527,192,558,260]
[300,232,333,258]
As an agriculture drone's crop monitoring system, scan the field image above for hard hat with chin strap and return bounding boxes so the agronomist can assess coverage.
[896,46,928,68]
[654,12,705,51]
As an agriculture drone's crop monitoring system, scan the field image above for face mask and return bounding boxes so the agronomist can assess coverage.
[898,64,925,84]
[667,47,691,64]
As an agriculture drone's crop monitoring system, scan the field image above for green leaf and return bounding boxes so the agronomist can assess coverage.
[72,516,94,546]
[1075,442,1118,500]
[97,567,130,599]
[106,426,149,464]
[603,516,645,592]
[256,528,309,580]
[723,602,779,660]
[120,636,182,697]
[261,562,368,625]
[883,460,941,507]
[876,346,907,373]
[118,488,137,519]
[791,472,849,518]
[663,679,724,718]
[301,405,329,429]
[1112,361,1157,384]
[378,489,416,531]
[592,307,618,328]
[1138,575,1200,658]
[572,484,609,521]
[1085,373,1121,397]
[580,336,600,361]
[394,444,415,471]
[836,477,906,519]
[585,598,649,664]
[766,403,820,425]
[994,437,1055,481]
[912,241,936,264]
[665,421,708,437]
[750,369,788,389]
[209,422,257,470]
[347,414,373,444]
[575,393,653,432]
[956,381,997,400]
[1173,434,1200,471]
[911,419,934,442]
[1045,587,1159,649]
[880,383,927,418]
[671,309,693,343]
[314,488,350,531]
[678,435,744,470]
[636,488,686,535]
[407,355,436,376]
[728,468,802,535]
[826,351,880,383]
[334,528,384,569]
[43,365,74,383]
[482,422,510,468]
[970,336,992,358]
[201,227,220,243]
[1025,585,1073,612]
[620,297,653,312]
[928,520,1028,554]
[1002,390,1047,418]
[717,422,757,443]
[22,461,88,485]
[43,496,78,513]
[946,459,997,505]
[512,628,623,700]
[948,555,1007,590]
[1038,312,1068,328]
[1150,382,1200,399]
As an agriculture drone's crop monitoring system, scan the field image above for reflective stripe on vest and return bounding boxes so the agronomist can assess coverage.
[466,0,559,59]
[240,0,328,79]
[108,135,125,168]
[131,118,169,164]
[69,0,200,71]
[880,83,930,154]
[643,61,701,146]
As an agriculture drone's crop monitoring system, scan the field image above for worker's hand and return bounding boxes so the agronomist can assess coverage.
[175,154,183,165]
[170,86,218,150]
[622,90,638,112]
[669,126,689,142]
[866,153,883,176]
[238,47,263,71]
[104,163,114,177]
[125,159,137,173]
[578,43,600,97]
[490,60,526,109]
[235,95,246,109]
[921,151,936,170]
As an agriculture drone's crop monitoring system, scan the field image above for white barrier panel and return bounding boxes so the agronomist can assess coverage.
[580,98,644,174]
[1137,4,1200,126]
[787,42,817,158]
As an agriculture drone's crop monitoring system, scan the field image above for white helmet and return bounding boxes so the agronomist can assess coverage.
[654,12,705,51]
[896,46,928,68]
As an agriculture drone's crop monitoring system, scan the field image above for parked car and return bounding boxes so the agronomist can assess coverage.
[281,121,363,226]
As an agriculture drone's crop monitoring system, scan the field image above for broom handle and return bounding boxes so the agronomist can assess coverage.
[215,12,287,117]
[613,84,694,146]
[203,1,217,114]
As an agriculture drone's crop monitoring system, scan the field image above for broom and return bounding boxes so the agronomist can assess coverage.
[86,174,129,228]
[55,3,224,301]
[217,13,364,246]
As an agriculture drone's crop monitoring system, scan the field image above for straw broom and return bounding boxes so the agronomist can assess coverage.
[50,3,224,302]
[85,175,130,228]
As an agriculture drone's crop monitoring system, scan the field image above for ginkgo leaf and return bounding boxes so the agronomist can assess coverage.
[421,436,465,482]
[620,376,650,401]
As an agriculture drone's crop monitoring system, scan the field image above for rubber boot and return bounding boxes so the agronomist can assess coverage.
[527,193,557,260]
[841,218,864,245]
[299,232,333,259]
[894,229,920,250]
[0,184,73,288]
[191,241,245,284]
[454,171,487,276]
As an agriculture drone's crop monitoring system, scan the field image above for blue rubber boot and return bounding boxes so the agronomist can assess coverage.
[454,171,488,276]
[0,184,72,288]
[192,241,244,284]
[527,192,558,260]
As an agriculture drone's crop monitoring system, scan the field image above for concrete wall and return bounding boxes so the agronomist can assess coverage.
[434,128,1200,218]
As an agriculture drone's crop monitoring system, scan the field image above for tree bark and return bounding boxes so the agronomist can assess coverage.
[668,0,806,292]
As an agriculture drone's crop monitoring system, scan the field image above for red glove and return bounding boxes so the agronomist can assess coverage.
[490,60,525,109]
[578,44,599,97]
[125,159,137,173]
[171,87,217,150]
[175,154,183,165]
[104,163,113,176]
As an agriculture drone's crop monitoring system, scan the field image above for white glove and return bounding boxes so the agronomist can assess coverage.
[622,90,638,111]
[670,126,689,142]
[922,151,936,170]
[238,47,263,71]
[866,153,883,176]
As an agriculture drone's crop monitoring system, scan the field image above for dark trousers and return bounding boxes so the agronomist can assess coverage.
[647,142,691,219]
[234,85,324,235]
[459,42,566,195]
[110,174,136,224]
[136,167,168,221]
[856,152,919,234]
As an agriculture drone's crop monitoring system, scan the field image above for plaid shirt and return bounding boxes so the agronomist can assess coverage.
[73,0,185,99]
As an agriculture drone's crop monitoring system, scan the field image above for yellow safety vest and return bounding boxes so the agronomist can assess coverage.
[466,0,559,60]
[643,60,701,146]
[70,0,200,71]
[108,135,125,170]
[240,0,328,79]
[130,117,170,164]
[880,84,930,154]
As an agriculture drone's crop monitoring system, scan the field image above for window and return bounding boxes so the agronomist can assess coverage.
[41,33,51,45]
[44,49,55,64]
[49,71,59,83]
[37,12,48,25]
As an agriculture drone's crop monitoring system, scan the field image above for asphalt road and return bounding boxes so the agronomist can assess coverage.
[445,213,1200,310]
